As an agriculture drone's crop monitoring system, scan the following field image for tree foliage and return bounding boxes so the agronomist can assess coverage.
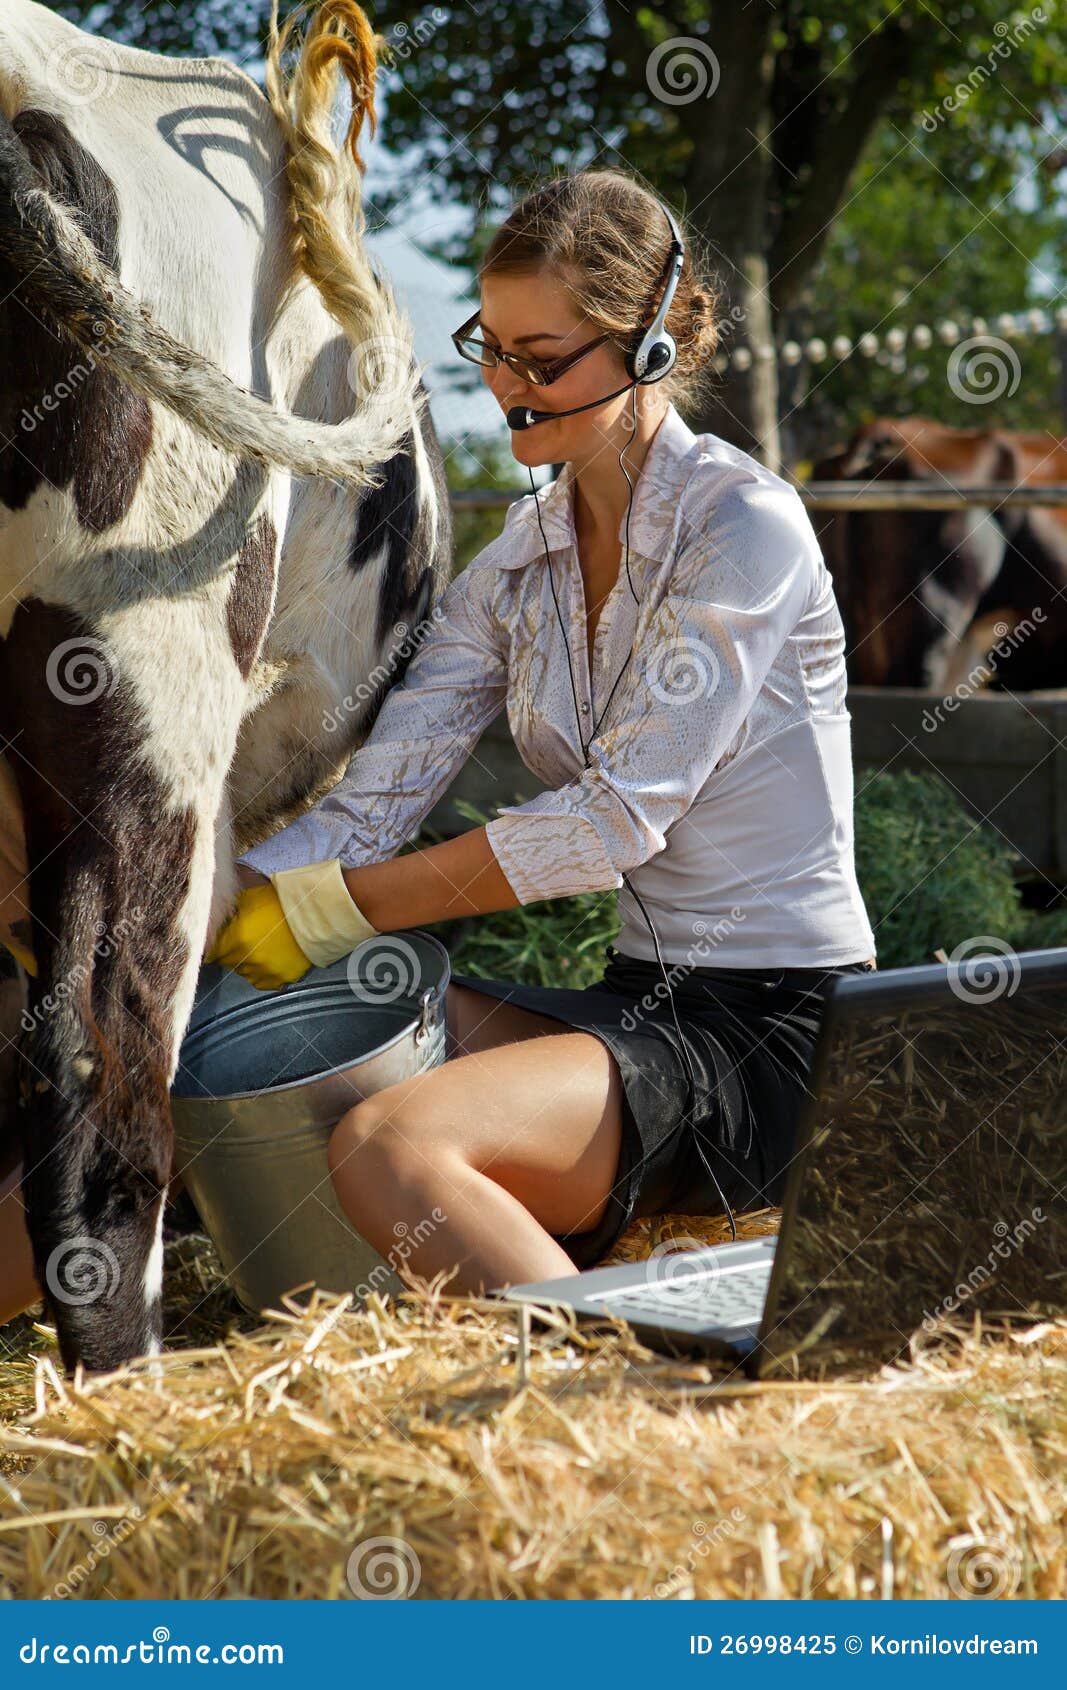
[56,1,1067,461]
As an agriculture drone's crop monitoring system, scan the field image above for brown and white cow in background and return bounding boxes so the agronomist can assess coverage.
[0,0,451,1373]
[812,417,1067,691]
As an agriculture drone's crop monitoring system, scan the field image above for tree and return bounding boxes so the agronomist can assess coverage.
[790,122,1063,462]
[57,1,1067,467]
[368,1,1067,469]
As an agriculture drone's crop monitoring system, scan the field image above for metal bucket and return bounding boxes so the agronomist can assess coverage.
[170,931,450,1315]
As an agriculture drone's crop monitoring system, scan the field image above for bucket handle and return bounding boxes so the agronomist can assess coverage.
[414,986,438,1047]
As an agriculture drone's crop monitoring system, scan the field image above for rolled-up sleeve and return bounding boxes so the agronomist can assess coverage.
[239,552,508,876]
[483,479,819,904]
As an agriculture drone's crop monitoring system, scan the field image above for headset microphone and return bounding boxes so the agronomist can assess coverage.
[506,301,678,431]
[507,379,640,432]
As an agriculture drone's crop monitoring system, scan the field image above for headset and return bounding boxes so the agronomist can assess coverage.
[506,201,685,434]
[507,197,739,1242]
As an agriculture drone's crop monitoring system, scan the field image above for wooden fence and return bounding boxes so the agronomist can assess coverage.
[453,483,1067,513]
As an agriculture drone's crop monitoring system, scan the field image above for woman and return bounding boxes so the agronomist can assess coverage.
[0,168,875,1323]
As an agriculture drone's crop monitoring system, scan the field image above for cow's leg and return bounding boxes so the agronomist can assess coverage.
[0,594,250,1372]
[939,608,1013,696]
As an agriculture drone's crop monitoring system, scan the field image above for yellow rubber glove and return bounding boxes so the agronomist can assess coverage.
[3,935,37,977]
[271,858,378,966]
[205,883,312,991]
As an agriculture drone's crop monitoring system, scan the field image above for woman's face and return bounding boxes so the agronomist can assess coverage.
[477,268,634,467]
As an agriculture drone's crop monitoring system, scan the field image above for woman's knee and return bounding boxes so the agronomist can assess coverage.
[327,1082,455,1183]
[328,1097,388,1178]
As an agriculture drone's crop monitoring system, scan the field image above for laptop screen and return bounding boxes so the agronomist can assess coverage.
[753,950,1067,1379]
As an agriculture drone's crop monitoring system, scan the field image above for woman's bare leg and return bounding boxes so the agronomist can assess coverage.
[327,984,626,1294]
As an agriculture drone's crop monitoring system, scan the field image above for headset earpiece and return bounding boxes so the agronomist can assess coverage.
[626,201,685,385]
[626,332,677,384]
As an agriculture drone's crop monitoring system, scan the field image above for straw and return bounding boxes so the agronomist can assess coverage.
[2,1213,1063,1599]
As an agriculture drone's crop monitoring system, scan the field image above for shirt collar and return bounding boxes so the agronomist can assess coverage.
[497,401,700,569]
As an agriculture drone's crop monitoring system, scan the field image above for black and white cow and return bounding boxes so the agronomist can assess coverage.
[0,0,451,1372]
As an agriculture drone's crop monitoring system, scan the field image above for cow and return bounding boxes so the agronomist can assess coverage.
[0,0,451,1374]
[811,417,1067,692]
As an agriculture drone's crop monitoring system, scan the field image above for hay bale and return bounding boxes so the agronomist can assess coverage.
[1,1222,1065,1600]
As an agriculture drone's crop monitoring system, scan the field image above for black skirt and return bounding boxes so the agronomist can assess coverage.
[449,944,875,1269]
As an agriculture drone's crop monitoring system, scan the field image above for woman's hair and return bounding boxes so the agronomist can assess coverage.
[479,169,723,415]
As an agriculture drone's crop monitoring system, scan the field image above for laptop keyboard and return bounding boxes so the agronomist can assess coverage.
[596,1261,773,1330]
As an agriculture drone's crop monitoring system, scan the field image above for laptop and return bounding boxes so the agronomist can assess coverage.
[499,947,1067,1380]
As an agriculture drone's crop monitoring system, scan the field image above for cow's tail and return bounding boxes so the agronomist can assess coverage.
[265,2,410,399]
[0,28,424,488]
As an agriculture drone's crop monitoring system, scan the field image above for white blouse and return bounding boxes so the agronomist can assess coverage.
[240,403,877,969]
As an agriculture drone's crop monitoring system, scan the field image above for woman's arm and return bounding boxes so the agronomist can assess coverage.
[341,824,519,929]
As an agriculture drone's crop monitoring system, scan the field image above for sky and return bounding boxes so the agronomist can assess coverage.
[325,78,509,452]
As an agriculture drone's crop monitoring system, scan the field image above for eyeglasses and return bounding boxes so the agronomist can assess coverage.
[450,307,614,387]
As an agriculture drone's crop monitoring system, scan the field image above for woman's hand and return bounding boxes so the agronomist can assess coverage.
[204,883,312,991]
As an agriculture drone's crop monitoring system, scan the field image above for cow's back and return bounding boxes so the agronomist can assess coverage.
[1,3,292,583]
